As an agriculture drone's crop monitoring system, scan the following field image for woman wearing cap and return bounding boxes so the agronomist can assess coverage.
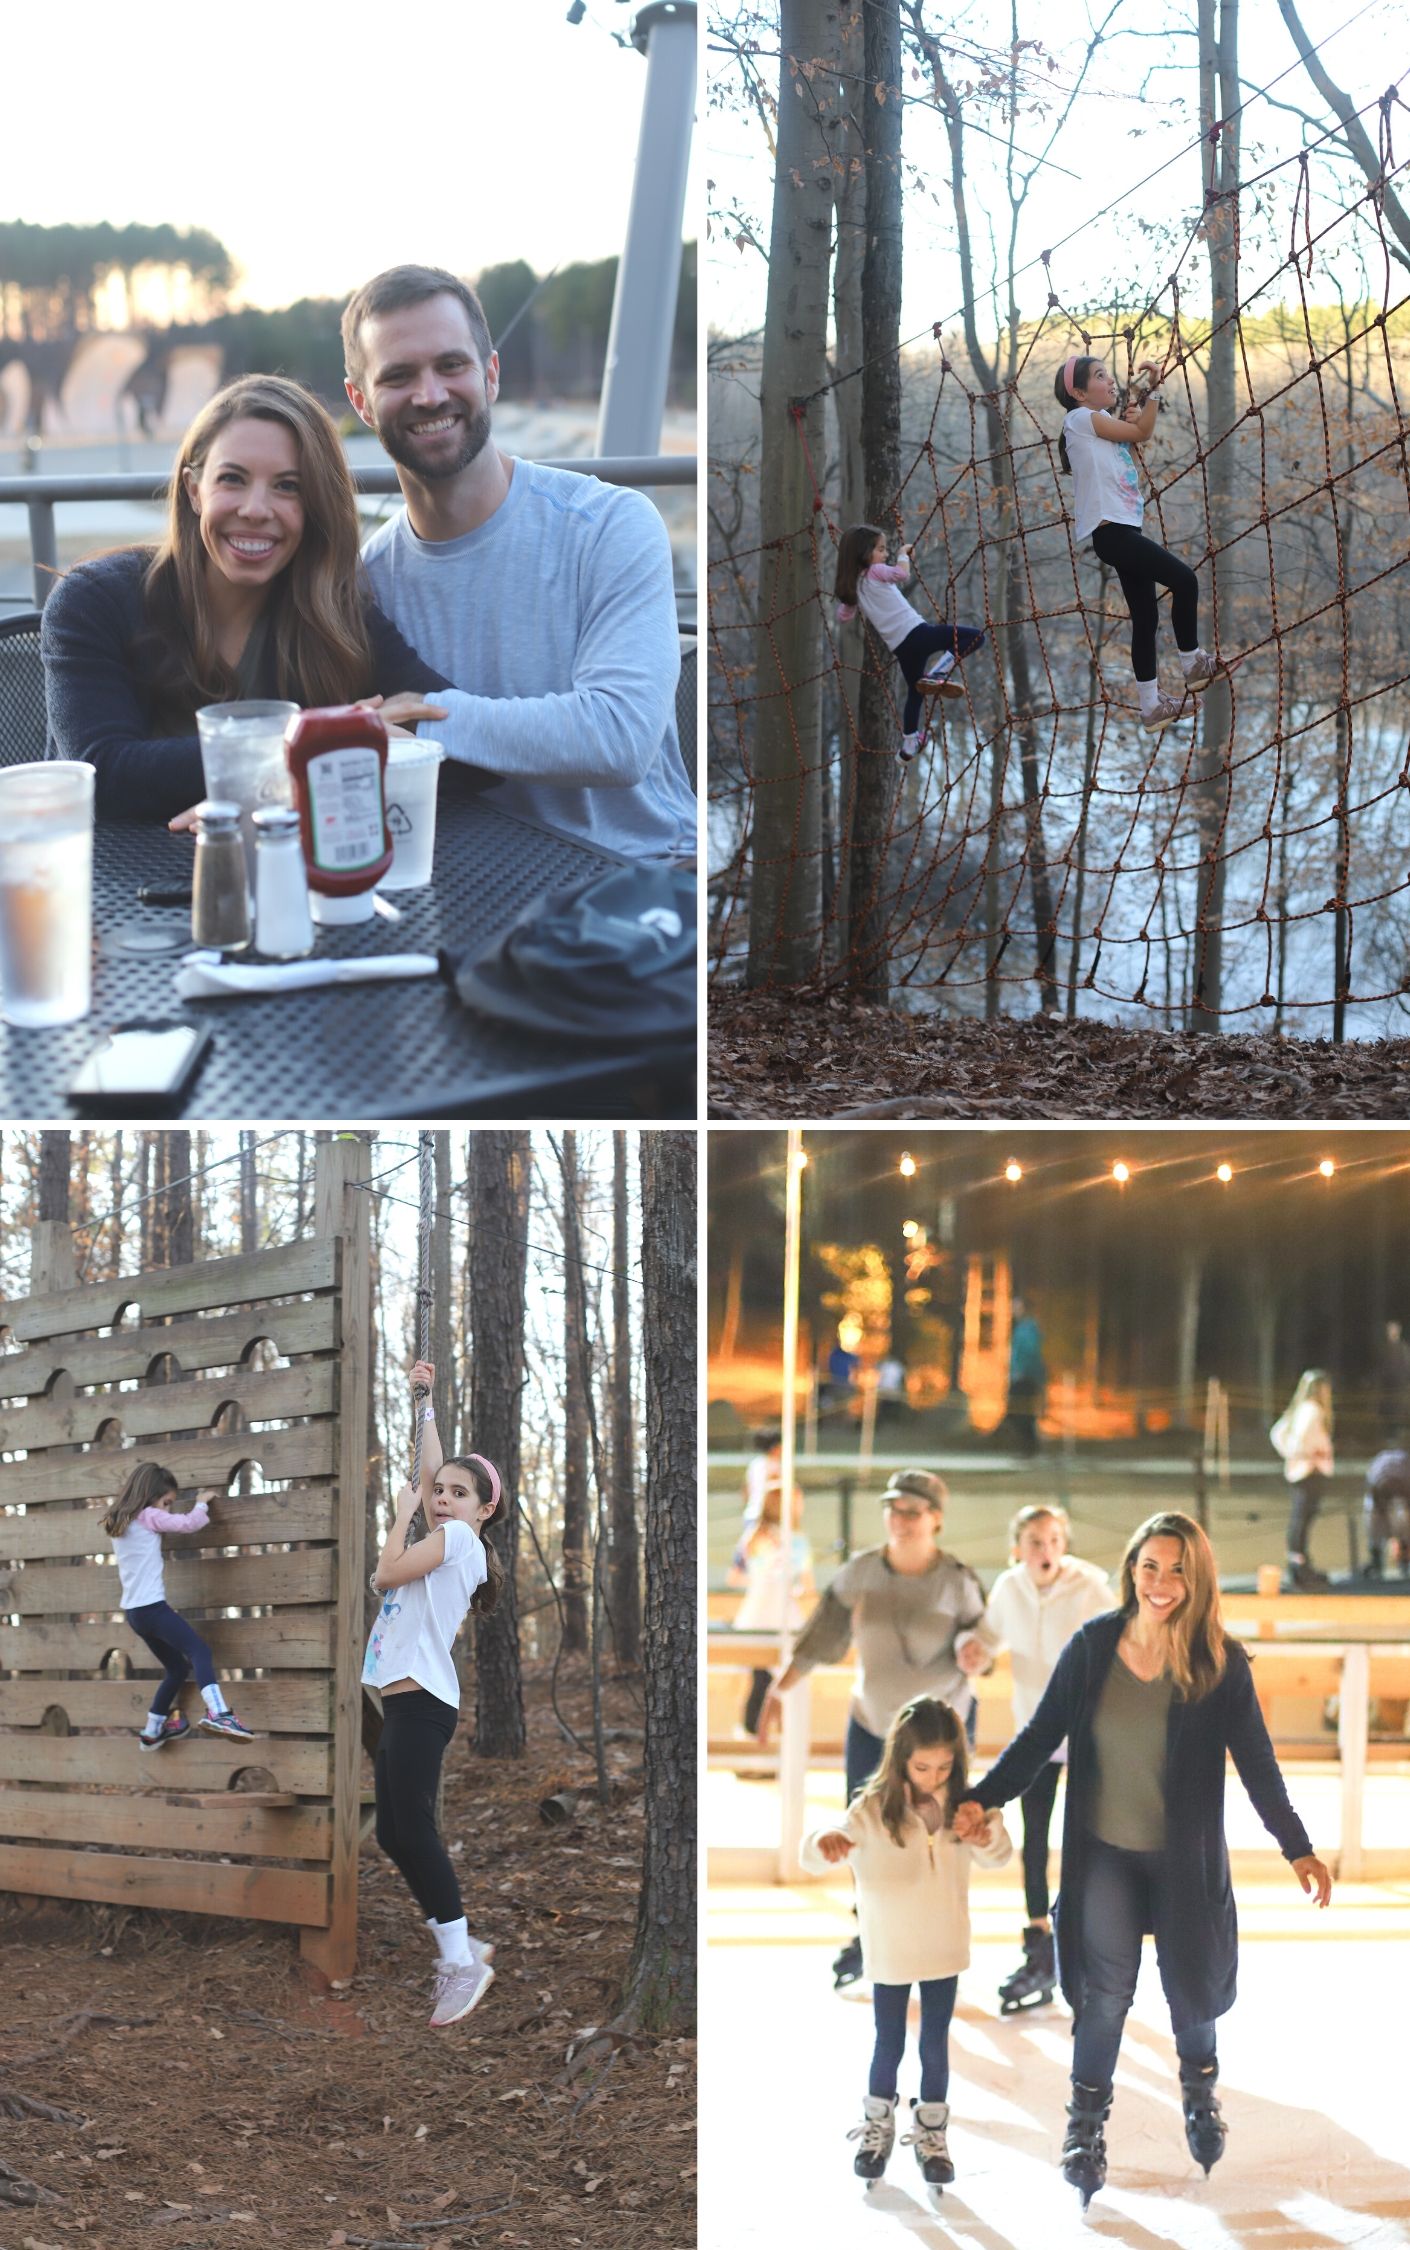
[760,1468,989,1985]
[952,1511,1332,2207]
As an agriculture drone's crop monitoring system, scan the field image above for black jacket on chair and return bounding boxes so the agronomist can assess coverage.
[969,1609,1313,2031]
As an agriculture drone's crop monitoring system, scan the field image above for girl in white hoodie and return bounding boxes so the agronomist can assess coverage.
[954,1505,1113,2012]
[803,1696,1011,2197]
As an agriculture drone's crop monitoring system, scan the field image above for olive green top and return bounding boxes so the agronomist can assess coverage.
[1089,1651,1175,1852]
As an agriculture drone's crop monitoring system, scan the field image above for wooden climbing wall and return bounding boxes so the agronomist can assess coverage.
[0,1138,370,1981]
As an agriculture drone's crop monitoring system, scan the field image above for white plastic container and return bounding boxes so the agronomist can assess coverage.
[381,737,445,891]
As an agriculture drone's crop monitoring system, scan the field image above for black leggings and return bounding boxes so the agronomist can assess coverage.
[1090,522,1199,681]
[374,1687,462,1924]
[894,620,986,735]
[1019,1756,1063,1921]
[1287,1469,1327,1560]
[124,1601,218,1715]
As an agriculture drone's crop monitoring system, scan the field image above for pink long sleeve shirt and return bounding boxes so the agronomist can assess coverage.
[112,1498,210,1609]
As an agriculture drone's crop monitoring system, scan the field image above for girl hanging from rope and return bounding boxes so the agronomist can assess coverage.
[834,526,986,762]
[363,1356,505,2029]
[802,1696,1012,2199]
[1055,355,1226,730]
[103,1463,256,1747]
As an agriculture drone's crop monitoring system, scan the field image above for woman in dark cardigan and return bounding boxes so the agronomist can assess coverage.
[953,1510,1332,2207]
[41,373,454,822]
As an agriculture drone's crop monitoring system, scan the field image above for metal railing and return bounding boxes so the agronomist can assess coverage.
[0,455,697,609]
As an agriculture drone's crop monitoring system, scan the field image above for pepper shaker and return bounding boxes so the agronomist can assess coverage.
[191,801,251,953]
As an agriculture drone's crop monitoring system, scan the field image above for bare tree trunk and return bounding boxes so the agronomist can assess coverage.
[560,1132,590,1657]
[109,1129,124,1278]
[828,0,866,952]
[746,0,843,985]
[617,1132,695,2034]
[1190,0,1238,1030]
[471,1131,530,1760]
[239,1129,257,1252]
[608,1134,642,1669]
[37,1131,68,1222]
[848,0,903,997]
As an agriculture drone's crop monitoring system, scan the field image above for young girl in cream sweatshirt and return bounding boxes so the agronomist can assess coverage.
[803,1695,1011,2197]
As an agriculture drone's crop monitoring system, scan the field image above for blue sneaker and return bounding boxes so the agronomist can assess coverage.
[198,1709,256,1740]
[138,1713,192,1752]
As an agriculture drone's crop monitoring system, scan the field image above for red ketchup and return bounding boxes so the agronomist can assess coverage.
[284,706,393,922]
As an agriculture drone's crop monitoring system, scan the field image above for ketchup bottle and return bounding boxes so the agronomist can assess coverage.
[284,706,393,924]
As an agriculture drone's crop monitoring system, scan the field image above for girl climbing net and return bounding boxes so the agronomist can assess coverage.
[363,1356,506,2030]
[1055,354,1227,729]
[834,526,986,761]
[802,1695,1012,2203]
[103,1463,256,1747]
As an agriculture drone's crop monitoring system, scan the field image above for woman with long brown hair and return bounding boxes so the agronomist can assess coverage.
[953,1511,1332,2208]
[41,374,450,819]
[363,1359,506,2030]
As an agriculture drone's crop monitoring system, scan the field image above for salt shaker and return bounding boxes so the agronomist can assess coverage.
[191,801,251,953]
[252,805,315,959]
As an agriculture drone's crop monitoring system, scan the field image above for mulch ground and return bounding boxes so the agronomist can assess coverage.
[0,1667,694,2250]
[710,991,1410,1118]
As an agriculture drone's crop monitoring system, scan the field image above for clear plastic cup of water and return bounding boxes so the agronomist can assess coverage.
[196,700,298,892]
[381,736,445,890]
[0,761,96,1026]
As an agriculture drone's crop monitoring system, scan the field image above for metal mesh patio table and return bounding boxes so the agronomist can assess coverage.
[0,771,693,1119]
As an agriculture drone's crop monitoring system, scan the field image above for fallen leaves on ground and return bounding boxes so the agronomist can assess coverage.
[710,990,1410,1118]
[0,1664,694,2250]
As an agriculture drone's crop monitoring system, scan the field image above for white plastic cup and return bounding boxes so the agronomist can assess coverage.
[0,761,95,1026]
[381,736,445,891]
[196,700,298,893]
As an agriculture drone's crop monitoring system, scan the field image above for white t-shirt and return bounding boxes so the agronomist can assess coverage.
[734,1528,813,1632]
[851,558,926,652]
[1064,408,1144,540]
[362,1516,487,1711]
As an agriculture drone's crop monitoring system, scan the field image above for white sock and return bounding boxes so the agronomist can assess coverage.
[428,1915,474,1968]
[1178,646,1206,676]
[900,732,920,761]
[1136,677,1161,717]
[144,1709,165,1736]
[200,1683,230,1717]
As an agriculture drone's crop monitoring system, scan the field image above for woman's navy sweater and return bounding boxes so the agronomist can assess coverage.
[40,547,454,821]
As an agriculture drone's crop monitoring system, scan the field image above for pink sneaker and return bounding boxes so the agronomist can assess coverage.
[429,1945,495,2028]
[138,1713,192,1753]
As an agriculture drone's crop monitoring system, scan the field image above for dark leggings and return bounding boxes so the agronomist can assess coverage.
[894,620,986,734]
[1090,521,1199,681]
[1287,1469,1327,1560]
[374,1687,462,1924]
[1019,1756,1063,1921]
[870,1976,958,2102]
[124,1601,217,1715]
[1071,1838,1217,2090]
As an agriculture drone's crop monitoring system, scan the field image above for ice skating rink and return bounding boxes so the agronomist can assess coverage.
[702,1775,1410,2250]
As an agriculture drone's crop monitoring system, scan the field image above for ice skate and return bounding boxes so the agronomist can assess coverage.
[1061,2080,1111,2210]
[832,1933,863,1988]
[998,1922,1055,2014]
[848,2093,896,2186]
[901,2098,954,2198]
[1179,2060,1227,2175]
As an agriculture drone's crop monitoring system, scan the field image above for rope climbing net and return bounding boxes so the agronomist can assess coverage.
[708,95,1410,1032]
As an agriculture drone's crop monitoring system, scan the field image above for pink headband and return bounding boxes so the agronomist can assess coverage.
[466,1452,502,1513]
[1062,354,1080,399]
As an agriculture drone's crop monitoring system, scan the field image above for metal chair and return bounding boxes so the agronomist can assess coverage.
[0,610,47,768]
[676,638,697,791]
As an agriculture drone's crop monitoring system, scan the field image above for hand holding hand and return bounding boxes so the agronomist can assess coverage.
[816,1830,853,1864]
[951,1798,988,1843]
[955,1636,988,1676]
[1292,1853,1333,1908]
